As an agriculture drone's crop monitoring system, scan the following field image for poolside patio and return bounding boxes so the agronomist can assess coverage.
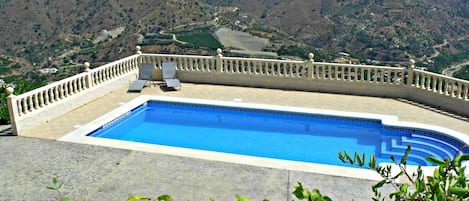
[2,49,469,200]
[2,82,468,200]
[21,83,469,139]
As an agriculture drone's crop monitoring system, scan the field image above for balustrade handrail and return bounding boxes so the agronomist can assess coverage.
[141,53,411,71]
[414,69,469,84]
[14,72,88,99]
[14,54,140,99]
[140,53,214,60]
[221,56,305,64]
[89,54,140,73]
[314,62,407,70]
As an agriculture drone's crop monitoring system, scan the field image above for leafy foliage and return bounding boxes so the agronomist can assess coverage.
[453,66,469,81]
[277,45,336,62]
[292,182,332,201]
[430,52,469,74]
[0,79,46,124]
[339,144,469,200]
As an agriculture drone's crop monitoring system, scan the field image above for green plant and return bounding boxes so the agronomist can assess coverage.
[292,182,332,201]
[126,194,174,201]
[126,194,268,201]
[47,176,86,201]
[338,144,469,200]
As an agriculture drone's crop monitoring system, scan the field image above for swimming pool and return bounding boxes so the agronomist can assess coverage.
[60,96,469,179]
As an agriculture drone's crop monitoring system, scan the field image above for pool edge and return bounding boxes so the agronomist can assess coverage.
[58,95,469,181]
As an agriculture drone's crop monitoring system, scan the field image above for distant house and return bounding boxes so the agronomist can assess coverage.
[39,68,58,74]
[335,52,360,64]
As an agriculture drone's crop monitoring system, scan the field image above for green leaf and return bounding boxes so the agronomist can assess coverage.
[209,198,215,201]
[157,195,174,201]
[453,153,469,167]
[345,152,354,164]
[338,152,345,162]
[369,155,376,169]
[425,157,446,166]
[46,186,56,190]
[449,187,469,197]
[400,144,411,164]
[433,167,441,179]
[126,195,151,201]
[356,152,365,166]
[390,155,396,162]
[58,181,64,189]
[390,171,403,180]
[292,182,305,199]
[52,177,58,185]
[458,153,469,161]
[372,180,386,190]
[59,197,71,201]
[399,183,409,193]
[362,153,366,167]
[235,194,251,201]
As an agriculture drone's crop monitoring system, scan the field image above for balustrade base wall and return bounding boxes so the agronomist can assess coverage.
[178,71,468,118]
[15,72,137,134]
[408,88,469,117]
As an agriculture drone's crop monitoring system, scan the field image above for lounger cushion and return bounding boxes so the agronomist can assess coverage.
[128,80,148,92]
[164,79,181,89]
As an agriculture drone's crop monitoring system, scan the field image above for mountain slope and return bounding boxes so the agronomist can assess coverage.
[0,0,212,63]
[204,0,469,62]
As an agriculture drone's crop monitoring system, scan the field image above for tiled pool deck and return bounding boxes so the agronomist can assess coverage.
[2,83,469,200]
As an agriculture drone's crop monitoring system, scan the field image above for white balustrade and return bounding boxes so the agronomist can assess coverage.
[6,50,469,135]
[412,69,469,100]
[8,54,139,122]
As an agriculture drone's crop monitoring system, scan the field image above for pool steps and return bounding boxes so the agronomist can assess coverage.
[380,133,461,166]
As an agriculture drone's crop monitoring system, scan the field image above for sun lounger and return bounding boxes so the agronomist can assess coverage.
[128,63,154,92]
[162,62,181,90]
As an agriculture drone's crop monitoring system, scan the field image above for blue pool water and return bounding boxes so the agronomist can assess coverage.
[89,101,467,167]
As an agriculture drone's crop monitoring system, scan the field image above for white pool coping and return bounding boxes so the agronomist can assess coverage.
[59,95,469,181]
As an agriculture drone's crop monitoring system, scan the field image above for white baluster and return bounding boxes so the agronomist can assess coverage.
[44,89,50,105]
[38,93,44,107]
[33,94,39,109]
[27,96,33,111]
[457,82,463,99]
[17,99,23,115]
[463,83,468,100]
[21,99,26,114]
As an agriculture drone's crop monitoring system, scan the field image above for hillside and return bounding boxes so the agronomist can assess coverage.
[0,0,468,84]
[203,0,469,63]
[0,0,212,65]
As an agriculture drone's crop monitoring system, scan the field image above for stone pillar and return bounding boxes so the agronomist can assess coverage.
[307,53,314,79]
[84,62,92,88]
[407,59,415,86]
[136,46,142,67]
[216,48,223,73]
[136,45,142,55]
[6,87,18,135]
